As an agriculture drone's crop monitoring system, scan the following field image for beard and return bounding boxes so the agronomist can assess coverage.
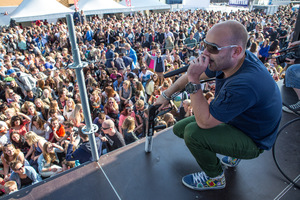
[208,53,232,72]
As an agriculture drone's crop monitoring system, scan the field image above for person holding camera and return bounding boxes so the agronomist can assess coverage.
[155,20,282,191]
[65,125,102,164]
[282,40,300,114]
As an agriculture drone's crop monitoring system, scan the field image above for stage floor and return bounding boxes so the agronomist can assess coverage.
[3,81,300,200]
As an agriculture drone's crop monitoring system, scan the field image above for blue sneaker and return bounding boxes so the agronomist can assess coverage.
[182,171,226,191]
[221,156,241,167]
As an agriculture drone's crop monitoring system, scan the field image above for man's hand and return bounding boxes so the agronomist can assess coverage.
[63,140,70,146]
[51,168,58,172]
[285,57,295,65]
[101,137,108,142]
[154,94,170,111]
[187,54,209,83]
[288,40,300,48]
[70,132,76,145]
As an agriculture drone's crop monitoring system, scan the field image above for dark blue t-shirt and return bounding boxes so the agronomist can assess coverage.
[206,50,282,150]
[105,49,115,68]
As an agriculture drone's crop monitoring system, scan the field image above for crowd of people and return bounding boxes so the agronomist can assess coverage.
[0,3,298,195]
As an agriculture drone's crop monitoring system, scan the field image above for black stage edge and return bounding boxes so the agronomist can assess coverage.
[2,81,299,200]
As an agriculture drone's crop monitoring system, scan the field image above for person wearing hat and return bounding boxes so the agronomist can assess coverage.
[6,69,15,77]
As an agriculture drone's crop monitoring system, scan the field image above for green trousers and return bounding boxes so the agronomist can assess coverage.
[173,116,263,178]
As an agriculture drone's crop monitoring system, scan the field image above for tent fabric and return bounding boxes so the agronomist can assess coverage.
[10,0,73,22]
[0,6,17,26]
[0,15,11,26]
[119,0,170,11]
[182,0,209,9]
[70,0,130,15]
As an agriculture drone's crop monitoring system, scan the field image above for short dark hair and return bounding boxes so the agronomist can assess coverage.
[63,120,74,128]
[127,73,134,79]
[98,112,106,120]
[78,125,89,140]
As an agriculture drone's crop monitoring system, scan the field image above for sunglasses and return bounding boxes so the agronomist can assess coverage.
[17,165,24,171]
[101,127,110,130]
[203,39,238,54]
[4,142,12,147]
[109,102,114,104]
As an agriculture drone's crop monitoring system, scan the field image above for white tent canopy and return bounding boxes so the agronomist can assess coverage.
[0,6,17,26]
[70,0,130,15]
[182,0,209,9]
[119,0,170,11]
[10,0,74,22]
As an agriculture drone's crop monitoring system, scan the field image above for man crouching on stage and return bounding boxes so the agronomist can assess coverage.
[155,20,282,190]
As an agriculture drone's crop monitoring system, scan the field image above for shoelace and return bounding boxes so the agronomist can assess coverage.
[192,172,209,184]
[290,101,300,110]
[227,157,238,165]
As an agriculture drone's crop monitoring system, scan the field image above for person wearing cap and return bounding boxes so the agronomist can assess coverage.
[5,69,15,77]
[8,70,37,97]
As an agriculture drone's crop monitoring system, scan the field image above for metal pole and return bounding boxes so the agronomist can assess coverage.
[66,14,99,161]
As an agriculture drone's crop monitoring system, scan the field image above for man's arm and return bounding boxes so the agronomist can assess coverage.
[187,55,222,129]
[155,72,209,109]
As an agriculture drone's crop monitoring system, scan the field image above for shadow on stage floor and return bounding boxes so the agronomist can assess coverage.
[3,81,299,200]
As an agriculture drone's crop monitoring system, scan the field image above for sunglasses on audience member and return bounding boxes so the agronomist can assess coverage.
[101,127,111,130]
[203,39,238,54]
[17,165,24,171]
[4,142,11,147]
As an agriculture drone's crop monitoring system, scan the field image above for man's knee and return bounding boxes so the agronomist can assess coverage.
[173,122,183,138]
[183,123,206,146]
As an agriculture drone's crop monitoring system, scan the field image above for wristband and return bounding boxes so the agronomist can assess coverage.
[49,168,51,171]
[161,91,172,101]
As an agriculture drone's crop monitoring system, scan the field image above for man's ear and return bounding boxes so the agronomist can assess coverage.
[233,46,243,58]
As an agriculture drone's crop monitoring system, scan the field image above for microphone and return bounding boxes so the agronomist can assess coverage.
[164,65,189,78]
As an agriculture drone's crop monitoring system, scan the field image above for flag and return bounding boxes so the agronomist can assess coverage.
[125,0,131,7]
[74,0,79,10]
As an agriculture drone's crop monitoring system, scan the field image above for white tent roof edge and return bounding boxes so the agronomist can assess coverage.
[12,12,73,22]
[9,0,73,22]
[83,8,132,15]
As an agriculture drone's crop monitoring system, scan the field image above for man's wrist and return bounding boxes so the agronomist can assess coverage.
[163,90,172,98]
[188,77,200,84]
[162,91,172,101]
